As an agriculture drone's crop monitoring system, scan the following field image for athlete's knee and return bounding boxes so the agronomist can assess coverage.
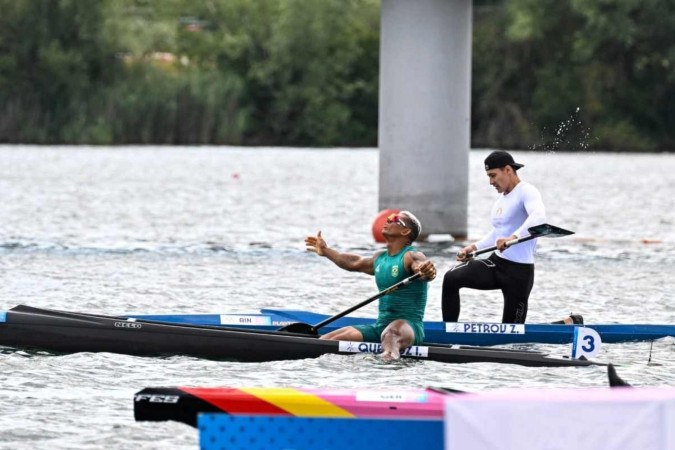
[381,321,413,346]
[381,320,405,339]
[442,271,463,302]
[442,269,461,291]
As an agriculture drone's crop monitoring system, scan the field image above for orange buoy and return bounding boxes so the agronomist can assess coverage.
[640,238,662,244]
[372,209,399,243]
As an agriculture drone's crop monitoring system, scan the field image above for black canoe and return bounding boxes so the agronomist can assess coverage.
[0,305,604,368]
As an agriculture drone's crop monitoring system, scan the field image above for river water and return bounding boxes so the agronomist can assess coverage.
[0,146,673,449]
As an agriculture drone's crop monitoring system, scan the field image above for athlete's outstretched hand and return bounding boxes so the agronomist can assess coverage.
[305,231,327,256]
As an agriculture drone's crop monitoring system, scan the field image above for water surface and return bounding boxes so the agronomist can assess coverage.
[0,146,673,449]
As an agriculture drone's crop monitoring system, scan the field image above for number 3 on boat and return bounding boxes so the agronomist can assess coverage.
[571,327,602,359]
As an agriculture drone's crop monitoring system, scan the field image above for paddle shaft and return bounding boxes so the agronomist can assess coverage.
[468,234,538,258]
[467,223,574,258]
[310,272,423,332]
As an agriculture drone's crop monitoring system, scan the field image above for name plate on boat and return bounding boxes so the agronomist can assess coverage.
[445,323,525,334]
[355,391,429,403]
[219,315,272,326]
[338,341,429,358]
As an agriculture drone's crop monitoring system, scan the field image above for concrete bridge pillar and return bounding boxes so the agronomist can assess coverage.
[378,0,472,239]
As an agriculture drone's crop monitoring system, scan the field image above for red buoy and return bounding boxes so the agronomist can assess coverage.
[371,209,399,243]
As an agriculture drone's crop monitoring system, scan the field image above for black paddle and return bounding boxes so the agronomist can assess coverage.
[278,272,423,336]
[467,223,574,258]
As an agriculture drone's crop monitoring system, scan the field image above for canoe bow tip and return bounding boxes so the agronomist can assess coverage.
[607,363,632,388]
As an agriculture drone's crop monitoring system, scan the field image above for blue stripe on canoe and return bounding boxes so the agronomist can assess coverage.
[0,311,6,323]
[129,309,675,345]
[198,414,443,450]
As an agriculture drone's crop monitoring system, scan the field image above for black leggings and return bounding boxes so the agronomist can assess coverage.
[441,253,534,323]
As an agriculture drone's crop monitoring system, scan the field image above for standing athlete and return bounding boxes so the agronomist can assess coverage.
[441,151,579,325]
[305,211,436,361]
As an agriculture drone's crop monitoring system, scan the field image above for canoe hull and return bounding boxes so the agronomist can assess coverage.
[134,386,448,427]
[132,309,675,345]
[0,305,334,362]
[0,305,601,367]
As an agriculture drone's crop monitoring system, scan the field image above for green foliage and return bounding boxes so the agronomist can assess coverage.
[0,0,120,142]
[0,0,672,150]
[246,0,379,146]
[473,0,674,151]
[0,0,379,146]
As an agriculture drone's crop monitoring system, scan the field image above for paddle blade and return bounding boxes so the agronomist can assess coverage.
[427,386,466,395]
[277,322,318,336]
[528,223,575,238]
[607,363,632,388]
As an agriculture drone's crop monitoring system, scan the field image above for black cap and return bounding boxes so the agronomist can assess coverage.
[484,151,524,171]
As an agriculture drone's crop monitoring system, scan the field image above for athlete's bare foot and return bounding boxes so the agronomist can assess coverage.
[380,350,400,362]
[552,314,584,325]
[562,314,584,325]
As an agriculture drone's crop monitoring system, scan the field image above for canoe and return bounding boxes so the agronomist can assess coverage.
[194,387,675,450]
[130,308,675,345]
[134,386,450,427]
[134,365,629,428]
[199,414,443,450]
[0,305,602,367]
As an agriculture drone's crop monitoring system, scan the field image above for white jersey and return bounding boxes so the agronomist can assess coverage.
[474,181,546,264]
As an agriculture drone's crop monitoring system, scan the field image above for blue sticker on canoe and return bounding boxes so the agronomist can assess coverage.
[0,312,6,323]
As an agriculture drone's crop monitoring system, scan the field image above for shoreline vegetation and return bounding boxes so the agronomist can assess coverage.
[0,0,673,151]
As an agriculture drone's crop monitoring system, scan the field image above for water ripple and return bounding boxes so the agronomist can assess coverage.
[0,146,673,448]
